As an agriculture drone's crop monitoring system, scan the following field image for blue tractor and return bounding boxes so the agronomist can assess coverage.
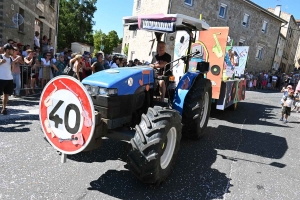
[42,14,212,185]
[82,14,212,184]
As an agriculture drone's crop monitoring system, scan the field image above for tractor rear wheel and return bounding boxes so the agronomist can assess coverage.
[182,77,212,139]
[127,106,182,185]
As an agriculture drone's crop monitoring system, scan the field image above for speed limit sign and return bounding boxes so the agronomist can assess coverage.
[39,76,95,154]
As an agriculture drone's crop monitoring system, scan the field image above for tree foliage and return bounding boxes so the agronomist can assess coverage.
[93,30,120,54]
[123,43,129,56]
[58,0,97,50]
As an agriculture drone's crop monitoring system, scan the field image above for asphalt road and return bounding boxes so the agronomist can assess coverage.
[0,90,299,200]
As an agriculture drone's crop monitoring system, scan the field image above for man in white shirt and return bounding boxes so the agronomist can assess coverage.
[34,31,40,48]
[272,74,278,90]
[0,43,15,115]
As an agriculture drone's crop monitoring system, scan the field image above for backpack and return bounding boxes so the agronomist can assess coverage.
[0,54,13,63]
[63,62,74,76]
[0,54,13,71]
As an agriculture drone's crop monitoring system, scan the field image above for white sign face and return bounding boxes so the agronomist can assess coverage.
[47,89,83,139]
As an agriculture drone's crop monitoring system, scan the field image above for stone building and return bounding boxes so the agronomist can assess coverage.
[268,7,300,73]
[294,20,300,69]
[273,33,286,71]
[122,0,285,72]
[0,0,58,50]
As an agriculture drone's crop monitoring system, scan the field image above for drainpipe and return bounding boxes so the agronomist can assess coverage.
[54,0,60,54]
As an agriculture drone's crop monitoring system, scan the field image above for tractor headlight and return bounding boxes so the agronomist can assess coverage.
[90,86,99,96]
[84,85,118,96]
[85,85,92,95]
[107,88,118,96]
[99,88,107,95]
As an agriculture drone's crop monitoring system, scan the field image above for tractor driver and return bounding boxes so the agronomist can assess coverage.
[150,41,172,102]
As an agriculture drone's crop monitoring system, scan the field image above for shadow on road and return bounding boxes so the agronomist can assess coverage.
[210,101,289,128]
[0,114,39,133]
[66,123,287,199]
[83,137,231,199]
[65,94,288,199]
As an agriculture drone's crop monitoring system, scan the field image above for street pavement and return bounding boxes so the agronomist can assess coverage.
[0,90,300,199]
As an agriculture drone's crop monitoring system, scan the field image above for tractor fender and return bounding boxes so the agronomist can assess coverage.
[172,72,203,115]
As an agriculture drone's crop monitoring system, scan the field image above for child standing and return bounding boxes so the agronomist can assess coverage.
[280,90,296,123]
[248,79,253,90]
[253,77,257,90]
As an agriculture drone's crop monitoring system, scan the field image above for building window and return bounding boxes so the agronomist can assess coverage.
[262,21,268,33]
[18,7,25,32]
[219,3,227,18]
[256,46,263,60]
[276,47,279,55]
[238,39,245,46]
[136,0,141,10]
[184,0,193,6]
[133,30,137,38]
[50,0,55,8]
[242,13,250,27]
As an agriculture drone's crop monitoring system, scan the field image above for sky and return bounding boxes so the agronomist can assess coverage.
[251,0,300,19]
[92,0,300,38]
[92,0,133,38]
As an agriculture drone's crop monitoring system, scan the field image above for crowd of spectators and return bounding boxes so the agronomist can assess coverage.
[244,70,300,91]
[0,32,150,101]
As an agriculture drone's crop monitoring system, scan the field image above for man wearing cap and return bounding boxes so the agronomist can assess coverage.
[0,43,15,115]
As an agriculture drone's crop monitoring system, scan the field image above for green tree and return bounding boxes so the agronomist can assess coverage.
[123,43,129,56]
[119,38,123,44]
[58,0,97,50]
[104,30,119,54]
[93,30,106,52]
[93,30,119,54]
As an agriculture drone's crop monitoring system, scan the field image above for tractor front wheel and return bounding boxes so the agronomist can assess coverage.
[127,106,182,185]
[182,77,212,139]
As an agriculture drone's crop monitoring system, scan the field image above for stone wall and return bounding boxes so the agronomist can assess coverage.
[273,35,286,70]
[169,0,283,73]
[269,9,300,72]
[1,0,57,50]
[122,0,284,73]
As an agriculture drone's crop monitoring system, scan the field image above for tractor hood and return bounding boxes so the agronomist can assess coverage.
[82,66,155,95]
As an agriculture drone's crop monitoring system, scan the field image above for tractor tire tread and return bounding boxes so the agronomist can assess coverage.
[182,77,212,139]
[127,107,182,184]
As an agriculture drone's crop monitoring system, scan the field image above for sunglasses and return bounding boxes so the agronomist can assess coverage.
[46,55,51,56]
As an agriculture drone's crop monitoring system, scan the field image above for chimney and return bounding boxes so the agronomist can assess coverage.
[274,5,281,16]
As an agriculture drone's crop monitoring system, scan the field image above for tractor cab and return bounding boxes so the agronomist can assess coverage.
[123,13,210,73]
[122,14,210,104]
